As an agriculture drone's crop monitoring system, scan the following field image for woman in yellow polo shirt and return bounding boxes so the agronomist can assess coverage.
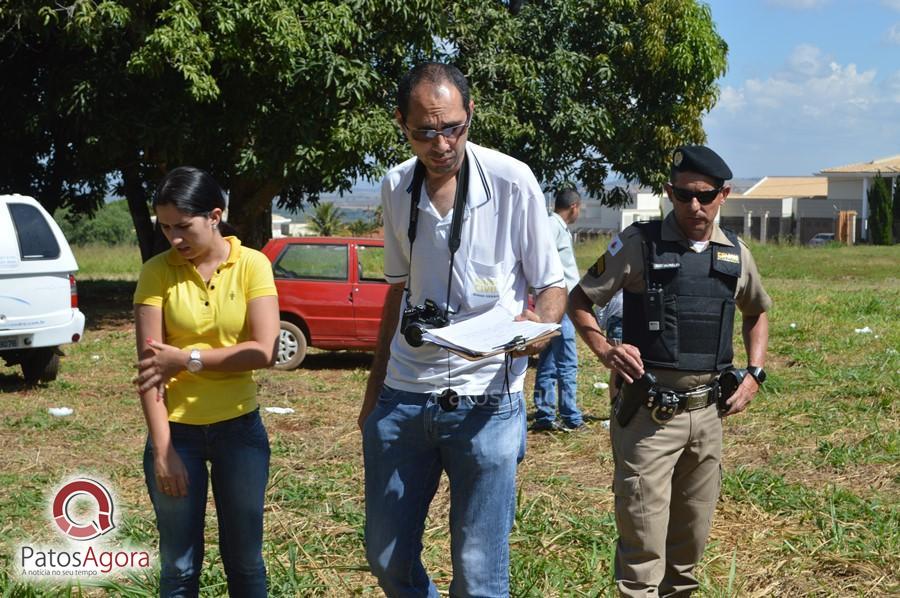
[133,166,279,597]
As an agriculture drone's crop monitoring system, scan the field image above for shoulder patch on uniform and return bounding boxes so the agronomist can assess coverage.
[716,251,740,264]
[587,254,605,277]
[607,234,623,256]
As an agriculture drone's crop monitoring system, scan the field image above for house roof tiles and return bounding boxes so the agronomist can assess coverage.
[820,154,900,174]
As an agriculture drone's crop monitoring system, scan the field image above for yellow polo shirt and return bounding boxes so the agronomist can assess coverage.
[134,236,278,424]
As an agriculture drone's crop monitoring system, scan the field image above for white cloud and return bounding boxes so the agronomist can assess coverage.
[787,44,825,77]
[882,0,900,11]
[766,0,828,9]
[712,46,877,120]
[737,71,872,123]
[716,86,746,112]
[888,71,900,103]
[886,23,900,45]
[705,45,899,176]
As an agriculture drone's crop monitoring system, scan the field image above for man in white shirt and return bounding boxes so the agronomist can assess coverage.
[357,62,566,597]
[531,188,585,432]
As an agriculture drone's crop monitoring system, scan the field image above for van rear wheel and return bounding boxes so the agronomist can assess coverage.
[275,321,307,370]
[22,348,60,384]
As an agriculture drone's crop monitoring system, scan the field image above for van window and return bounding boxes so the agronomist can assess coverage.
[275,243,348,280]
[8,203,61,260]
[358,245,386,282]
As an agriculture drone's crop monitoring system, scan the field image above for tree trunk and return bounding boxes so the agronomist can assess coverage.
[226,177,282,249]
[122,163,159,262]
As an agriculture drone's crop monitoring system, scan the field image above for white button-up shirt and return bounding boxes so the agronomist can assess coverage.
[381,142,565,395]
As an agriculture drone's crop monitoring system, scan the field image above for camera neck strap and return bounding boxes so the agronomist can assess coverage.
[405,152,470,313]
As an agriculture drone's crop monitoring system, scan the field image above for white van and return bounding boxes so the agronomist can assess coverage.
[0,194,86,382]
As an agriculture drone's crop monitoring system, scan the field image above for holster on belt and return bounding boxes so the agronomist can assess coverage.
[614,373,656,427]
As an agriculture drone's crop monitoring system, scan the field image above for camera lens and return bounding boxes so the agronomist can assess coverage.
[404,324,425,347]
[439,389,459,411]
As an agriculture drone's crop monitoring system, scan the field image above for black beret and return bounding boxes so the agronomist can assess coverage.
[671,145,732,183]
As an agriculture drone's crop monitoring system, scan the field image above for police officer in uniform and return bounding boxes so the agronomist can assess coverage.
[569,146,772,596]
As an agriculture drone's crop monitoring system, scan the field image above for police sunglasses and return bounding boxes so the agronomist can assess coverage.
[404,117,470,143]
[667,184,723,205]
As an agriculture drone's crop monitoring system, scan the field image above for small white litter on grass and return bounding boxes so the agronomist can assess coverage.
[789,323,797,329]
[600,419,610,430]
[854,326,873,334]
[593,381,609,390]
[48,407,73,417]
[91,355,100,361]
[265,407,295,415]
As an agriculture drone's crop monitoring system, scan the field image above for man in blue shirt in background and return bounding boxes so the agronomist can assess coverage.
[531,187,585,432]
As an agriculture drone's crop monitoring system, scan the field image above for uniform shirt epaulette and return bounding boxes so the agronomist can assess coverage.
[618,226,644,240]
[719,224,737,236]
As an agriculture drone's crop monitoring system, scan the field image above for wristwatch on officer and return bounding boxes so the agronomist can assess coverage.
[747,365,766,385]
[186,349,204,373]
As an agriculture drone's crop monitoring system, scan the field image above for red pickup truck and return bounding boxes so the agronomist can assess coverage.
[260,236,389,369]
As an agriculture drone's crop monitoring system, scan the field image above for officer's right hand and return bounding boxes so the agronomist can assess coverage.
[601,343,644,384]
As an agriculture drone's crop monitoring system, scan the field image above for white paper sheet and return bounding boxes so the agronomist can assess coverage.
[421,304,560,356]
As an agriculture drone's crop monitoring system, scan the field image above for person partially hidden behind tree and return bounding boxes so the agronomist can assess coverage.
[569,145,772,596]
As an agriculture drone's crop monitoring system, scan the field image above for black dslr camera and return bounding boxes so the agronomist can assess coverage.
[400,299,449,347]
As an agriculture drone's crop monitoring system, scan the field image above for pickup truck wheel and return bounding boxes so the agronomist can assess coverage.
[275,321,307,370]
[22,348,60,383]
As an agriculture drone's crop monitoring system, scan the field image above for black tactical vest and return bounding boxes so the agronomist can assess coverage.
[622,221,741,372]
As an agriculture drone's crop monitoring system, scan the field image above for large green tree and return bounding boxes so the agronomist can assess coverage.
[0,1,726,259]
[0,0,444,257]
[454,0,727,198]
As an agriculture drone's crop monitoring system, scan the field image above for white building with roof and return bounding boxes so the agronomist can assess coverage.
[723,176,830,243]
[818,154,900,241]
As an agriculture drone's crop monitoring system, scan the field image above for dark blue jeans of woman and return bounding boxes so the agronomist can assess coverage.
[143,409,270,597]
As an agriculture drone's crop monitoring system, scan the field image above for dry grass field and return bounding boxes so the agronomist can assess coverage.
[0,239,897,596]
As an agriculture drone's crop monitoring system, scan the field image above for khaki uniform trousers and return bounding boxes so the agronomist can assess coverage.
[610,401,723,597]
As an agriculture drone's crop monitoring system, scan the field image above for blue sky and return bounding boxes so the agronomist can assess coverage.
[703,0,900,177]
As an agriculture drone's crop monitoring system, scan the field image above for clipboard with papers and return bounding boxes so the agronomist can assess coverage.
[420,304,561,361]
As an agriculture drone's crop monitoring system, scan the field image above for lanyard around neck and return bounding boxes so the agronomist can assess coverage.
[405,153,470,313]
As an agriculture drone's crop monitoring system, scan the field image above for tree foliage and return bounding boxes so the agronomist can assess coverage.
[0,0,445,256]
[308,201,345,236]
[346,217,380,237]
[453,0,727,200]
[893,176,900,243]
[0,1,727,259]
[54,199,137,246]
[868,173,893,245]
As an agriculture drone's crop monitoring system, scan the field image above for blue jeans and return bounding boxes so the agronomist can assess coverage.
[363,386,526,597]
[143,410,270,598]
[533,313,583,426]
[606,315,623,345]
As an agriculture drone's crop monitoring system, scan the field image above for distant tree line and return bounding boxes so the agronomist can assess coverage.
[306,202,381,237]
[54,200,137,246]
[1,1,728,260]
